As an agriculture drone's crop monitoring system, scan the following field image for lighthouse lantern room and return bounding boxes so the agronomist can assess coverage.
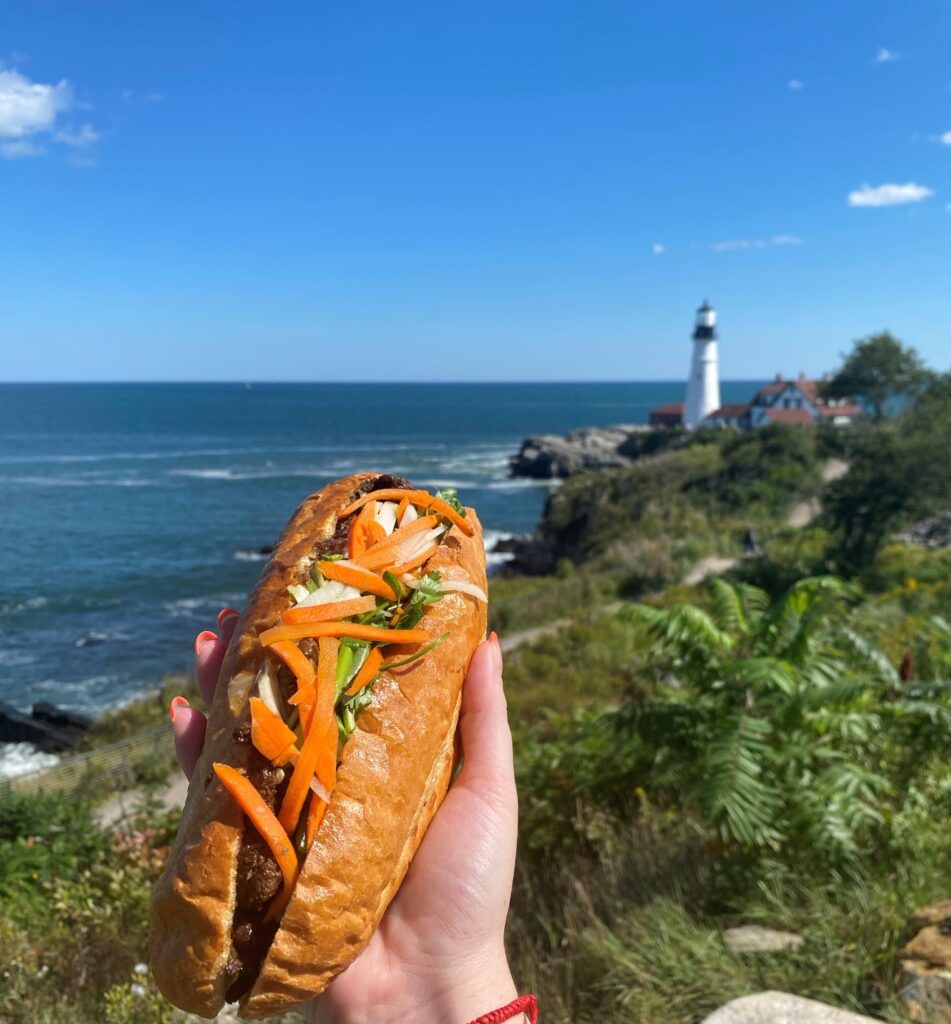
[683,300,721,429]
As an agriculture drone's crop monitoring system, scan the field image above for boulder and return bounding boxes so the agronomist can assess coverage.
[509,425,645,479]
[31,701,94,735]
[701,992,879,1024]
[0,700,79,752]
[723,925,805,954]
[900,901,951,1022]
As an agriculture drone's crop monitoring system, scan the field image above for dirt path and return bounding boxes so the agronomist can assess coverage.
[94,771,189,829]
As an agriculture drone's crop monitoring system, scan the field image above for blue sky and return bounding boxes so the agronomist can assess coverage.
[1,1,949,382]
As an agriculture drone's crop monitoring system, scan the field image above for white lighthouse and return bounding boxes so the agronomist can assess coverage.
[683,300,721,429]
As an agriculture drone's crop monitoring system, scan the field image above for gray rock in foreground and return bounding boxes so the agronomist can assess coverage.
[701,992,880,1024]
[723,925,804,954]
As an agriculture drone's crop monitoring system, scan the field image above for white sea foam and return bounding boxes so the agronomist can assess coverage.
[3,475,154,488]
[0,649,37,667]
[487,477,559,490]
[234,549,269,562]
[0,743,59,781]
[0,596,48,616]
[484,530,516,569]
[163,593,245,617]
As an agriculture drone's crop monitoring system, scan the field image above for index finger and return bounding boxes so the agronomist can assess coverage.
[195,609,240,705]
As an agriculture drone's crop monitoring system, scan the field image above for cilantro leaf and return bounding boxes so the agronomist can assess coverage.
[398,571,443,631]
[434,488,466,517]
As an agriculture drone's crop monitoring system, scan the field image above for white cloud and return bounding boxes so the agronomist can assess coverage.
[55,122,100,148]
[0,68,72,140]
[710,235,801,252]
[651,243,665,254]
[874,47,902,64]
[847,182,934,207]
[938,130,951,146]
[787,79,803,90]
[0,67,103,161]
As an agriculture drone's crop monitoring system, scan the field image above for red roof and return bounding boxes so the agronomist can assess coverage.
[651,402,684,414]
[755,379,789,398]
[764,407,814,426]
[816,402,861,418]
[708,403,750,419]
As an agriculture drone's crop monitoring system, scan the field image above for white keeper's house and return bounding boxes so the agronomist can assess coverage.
[649,301,862,431]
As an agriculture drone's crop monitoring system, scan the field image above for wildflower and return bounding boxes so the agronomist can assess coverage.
[130,983,146,997]
[134,962,148,976]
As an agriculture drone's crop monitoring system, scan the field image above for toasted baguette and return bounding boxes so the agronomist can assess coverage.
[149,473,488,1019]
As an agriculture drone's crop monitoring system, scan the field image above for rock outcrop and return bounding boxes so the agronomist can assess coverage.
[0,700,90,752]
[897,511,951,549]
[900,901,951,1022]
[510,425,644,479]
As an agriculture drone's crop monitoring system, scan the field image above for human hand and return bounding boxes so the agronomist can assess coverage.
[170,611,523,1024]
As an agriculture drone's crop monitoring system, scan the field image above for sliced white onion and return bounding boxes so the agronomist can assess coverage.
[389,525,447,567]
[255,660,287,719]
[295,578,362,608]
[308,775,332,803]
[400,503,418,526]
[374,501,398,536]
[441,580,488,603]
[401,575,488,603]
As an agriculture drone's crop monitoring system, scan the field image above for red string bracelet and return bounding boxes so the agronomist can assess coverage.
[465,994,538,1024]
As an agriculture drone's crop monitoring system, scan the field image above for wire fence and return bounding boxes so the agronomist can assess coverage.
[1,725,175,798]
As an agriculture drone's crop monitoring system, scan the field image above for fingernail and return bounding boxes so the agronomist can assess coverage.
[218,608,239,628]
[488,632,503,674]
[169,695,190,723]
[195,630,217,657]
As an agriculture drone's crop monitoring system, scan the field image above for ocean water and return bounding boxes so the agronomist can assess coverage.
[0,381,759,777]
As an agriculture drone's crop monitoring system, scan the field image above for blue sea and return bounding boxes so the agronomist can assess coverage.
[0,381,759,777]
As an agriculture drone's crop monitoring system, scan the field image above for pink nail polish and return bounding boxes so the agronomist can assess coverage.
[194,630,217,656]
[169,695,190,722]
[217,608,239,628]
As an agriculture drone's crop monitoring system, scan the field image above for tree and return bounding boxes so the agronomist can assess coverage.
[825,331,932,420]
[824,373,951,570]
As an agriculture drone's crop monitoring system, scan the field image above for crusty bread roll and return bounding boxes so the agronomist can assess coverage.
[150,473,488,1019]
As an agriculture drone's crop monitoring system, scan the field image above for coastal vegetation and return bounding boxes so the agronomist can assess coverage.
[1,333,949,1022]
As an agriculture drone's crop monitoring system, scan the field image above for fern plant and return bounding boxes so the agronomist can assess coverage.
[616,576,951,864]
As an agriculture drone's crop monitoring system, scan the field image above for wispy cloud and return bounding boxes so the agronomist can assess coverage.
[874,47,903,64]
[847,182,933,207]
[937,130,951,146]
[0,66,100,161]
[787,79,803,90]
[55,122,100,148]
[651,243,665,255]
[710,235,801,252]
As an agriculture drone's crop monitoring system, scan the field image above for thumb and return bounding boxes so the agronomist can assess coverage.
[455,634,515,798]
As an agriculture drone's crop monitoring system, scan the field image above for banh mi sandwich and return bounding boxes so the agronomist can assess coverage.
[149,473,488,1019]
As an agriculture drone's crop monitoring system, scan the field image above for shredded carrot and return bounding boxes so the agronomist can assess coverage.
[250,697,297,765]
[269,640,316,689]
[346,645,383,696]
[396,496,410,522]
[305,796,328,851]
[213,763,298,891]
[348,500,378,559]
[278,638,340,834]
[390,544,439,576]
[353,515,440,569]
[341,488,475,537]
[282,595,377,625]
[318,560,397,600]
[278,715,329,833]
[287,681,316,707]
[339,488,422,517]
[260,621,430,647]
